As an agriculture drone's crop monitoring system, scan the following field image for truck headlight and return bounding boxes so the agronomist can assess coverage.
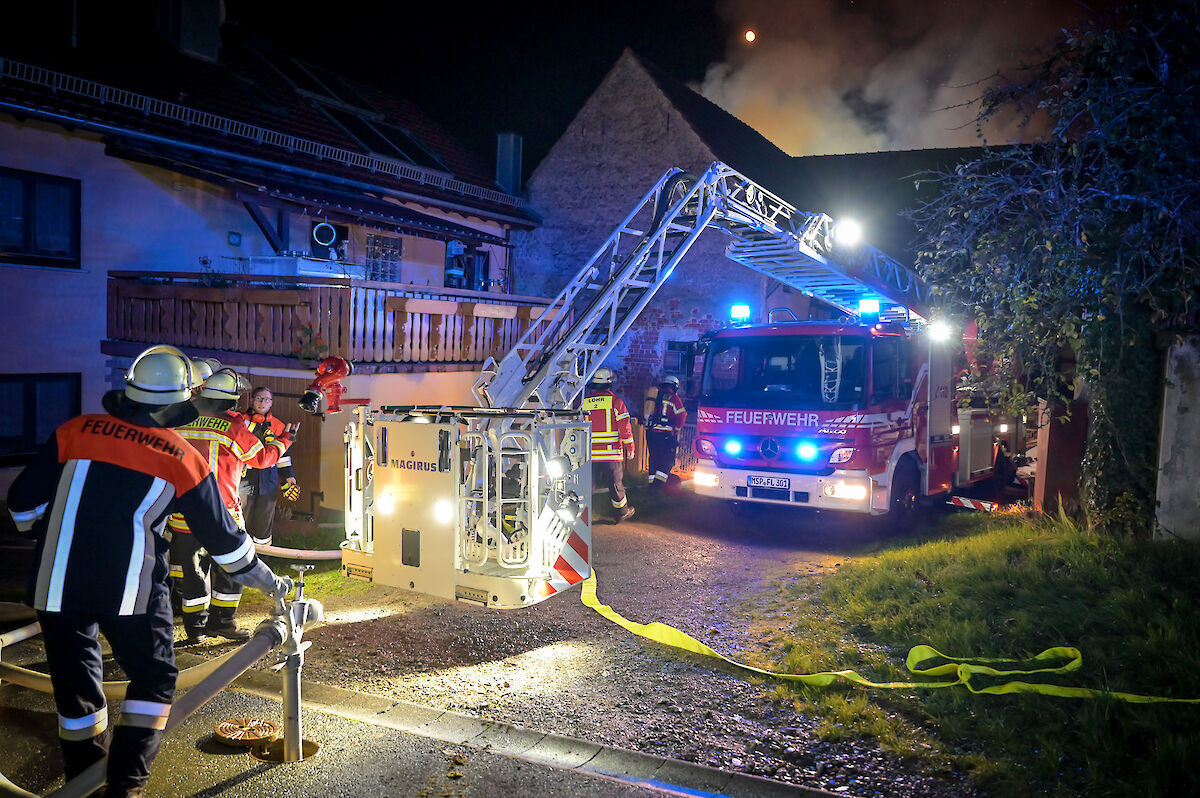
[696,438,717,458]
[693,470,719,487]
[822,482,867,500]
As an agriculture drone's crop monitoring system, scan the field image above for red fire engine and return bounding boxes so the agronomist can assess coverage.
[691,318,1019,518]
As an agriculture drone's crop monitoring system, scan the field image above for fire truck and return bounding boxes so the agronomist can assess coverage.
[333,161,1013,608]
[690,319,1019,518]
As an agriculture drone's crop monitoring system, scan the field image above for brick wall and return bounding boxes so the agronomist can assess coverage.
[511,50,769,407]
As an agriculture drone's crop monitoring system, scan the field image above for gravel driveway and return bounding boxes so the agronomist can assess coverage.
[261,492,985,798]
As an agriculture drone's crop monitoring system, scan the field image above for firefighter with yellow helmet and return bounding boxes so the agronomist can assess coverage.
[584,366,636,523]
[6,345,292,798]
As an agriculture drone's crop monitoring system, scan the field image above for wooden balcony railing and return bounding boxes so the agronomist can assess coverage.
[106,271,557,368]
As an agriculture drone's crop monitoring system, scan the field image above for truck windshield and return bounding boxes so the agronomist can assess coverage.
[700,335,867,409]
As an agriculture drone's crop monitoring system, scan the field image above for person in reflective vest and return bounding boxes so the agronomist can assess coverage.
[5,345,292,798]
[645,374,687,489]
[237,386,299,546]
[168,367,297,644]
[584,367,636,523]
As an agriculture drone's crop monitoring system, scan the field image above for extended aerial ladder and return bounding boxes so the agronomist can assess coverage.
[341,162,931,607]
[473,160,931,412]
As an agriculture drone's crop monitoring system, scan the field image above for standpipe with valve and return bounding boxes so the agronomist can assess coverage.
[249,563,324,763]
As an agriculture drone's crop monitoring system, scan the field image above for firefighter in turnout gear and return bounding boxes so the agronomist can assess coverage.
[168,368,297,644]
[238,386,298,546]
[5,345,293,798]
[584,367,636,523]
[645,374,687,489]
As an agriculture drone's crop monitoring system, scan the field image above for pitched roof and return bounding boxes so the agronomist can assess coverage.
[0,25,536,230]
[630,50,797,192]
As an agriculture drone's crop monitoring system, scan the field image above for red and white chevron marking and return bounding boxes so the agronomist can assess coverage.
[948,496,998,512]
[537,530,591,599]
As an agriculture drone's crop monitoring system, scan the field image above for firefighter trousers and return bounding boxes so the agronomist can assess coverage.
[592,459,629,513]
[646,430,679,486]
[37,592,177,793]
[239,481,278,546]
[169,532,242,634]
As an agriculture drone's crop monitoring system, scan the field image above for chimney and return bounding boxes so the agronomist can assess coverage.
[158,0,225,63]
[495,133,523,196]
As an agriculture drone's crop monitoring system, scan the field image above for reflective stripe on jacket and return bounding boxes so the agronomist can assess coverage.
[6,414,256,615]
[168,410,291,533]
[584,390,633,461]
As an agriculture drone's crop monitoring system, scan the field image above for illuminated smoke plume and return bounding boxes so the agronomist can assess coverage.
[701,0,1092,155]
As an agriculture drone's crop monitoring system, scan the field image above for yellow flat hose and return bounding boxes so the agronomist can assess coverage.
[580,570,1200,705]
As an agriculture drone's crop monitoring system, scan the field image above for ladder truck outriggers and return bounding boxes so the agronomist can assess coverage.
[336,161,1015,608]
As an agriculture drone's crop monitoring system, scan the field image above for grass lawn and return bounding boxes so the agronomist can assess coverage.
[741,510,1200,797]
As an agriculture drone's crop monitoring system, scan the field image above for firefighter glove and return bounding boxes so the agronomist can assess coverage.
[270,575,294,600]
[281,481,300,502]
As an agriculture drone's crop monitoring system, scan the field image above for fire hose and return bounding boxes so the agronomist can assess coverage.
[0,569,323,798]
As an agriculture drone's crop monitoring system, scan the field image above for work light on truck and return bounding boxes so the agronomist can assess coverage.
[693,470,719,487]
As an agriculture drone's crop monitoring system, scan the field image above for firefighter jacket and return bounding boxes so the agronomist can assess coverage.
[584,389,634,461]
[647,388,687,434]
[6,414,263,616]
[167,410,293,534]
[240,411,294,495]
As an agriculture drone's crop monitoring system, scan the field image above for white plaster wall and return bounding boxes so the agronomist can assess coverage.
[0,116,276,414]
[1155,335,1200,541]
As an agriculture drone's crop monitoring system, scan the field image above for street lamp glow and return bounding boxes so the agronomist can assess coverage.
[835,219,862,246]
[744,30,756,43]
[928,321,952,342]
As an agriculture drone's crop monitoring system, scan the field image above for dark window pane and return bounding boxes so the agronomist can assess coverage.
[0,175,24,250]
[34,181,73,256]
[0,381,23,445]
[36,376,77,442]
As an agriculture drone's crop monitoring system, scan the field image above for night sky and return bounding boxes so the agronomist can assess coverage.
[226,0,1100,176]
[9,0,1100,178]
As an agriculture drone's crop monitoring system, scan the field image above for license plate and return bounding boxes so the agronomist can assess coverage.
[748,475,790,490]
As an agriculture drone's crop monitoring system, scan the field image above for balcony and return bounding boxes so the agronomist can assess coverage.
[104,271,557,371]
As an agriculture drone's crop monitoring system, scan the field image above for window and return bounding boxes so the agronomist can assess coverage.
[870,337,914,403]
[0,167,80,268]
[365,233,402,282]
[0,374,81,465]
[700,335,867,409]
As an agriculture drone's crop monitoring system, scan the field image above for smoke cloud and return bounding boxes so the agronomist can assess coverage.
[700,0,1092,155]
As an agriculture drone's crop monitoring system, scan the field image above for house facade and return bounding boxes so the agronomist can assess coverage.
[0,6,544,515]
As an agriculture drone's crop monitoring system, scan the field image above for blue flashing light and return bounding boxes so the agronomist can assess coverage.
[795,441,820,462]
[729,304,751,323]
[858,298,880,316]
[723,439,744,456]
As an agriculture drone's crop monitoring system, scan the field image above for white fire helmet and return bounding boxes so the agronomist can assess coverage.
[662,375,680,389]
[199,368,245,401]
[124,345,196,405]
[189,357,223,386]
[591,367,614,387]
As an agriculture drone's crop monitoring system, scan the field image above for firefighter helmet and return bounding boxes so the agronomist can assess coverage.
[124,346,195,405]
[661,375,680,389]
[189,357,223,386]
[591,367,614,387]
[198,368,245,401]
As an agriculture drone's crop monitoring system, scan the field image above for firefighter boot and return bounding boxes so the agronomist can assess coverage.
[616,505,636,523]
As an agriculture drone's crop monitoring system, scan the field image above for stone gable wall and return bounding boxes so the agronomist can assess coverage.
[511,51,769,410]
